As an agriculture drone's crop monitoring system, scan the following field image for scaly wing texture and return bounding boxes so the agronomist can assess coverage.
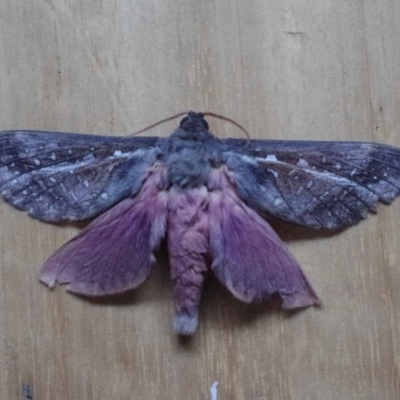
[208,170,320,308]
[39,167,168,295]
[0,130,162,221]
[222,139,400,229]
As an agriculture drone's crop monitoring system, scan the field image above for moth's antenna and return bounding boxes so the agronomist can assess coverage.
[129,112,188,136]
[129,111,250,141]
[202,112,250,141]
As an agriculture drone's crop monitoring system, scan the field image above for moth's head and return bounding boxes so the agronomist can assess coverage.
[179,111,209,132]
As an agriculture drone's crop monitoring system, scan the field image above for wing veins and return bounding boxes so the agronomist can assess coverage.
[301,160,379,207]
[329,156,400,191]
[268,162,362,223]
[0,148,98,187]
[309,163,382,203]
[298,174,361,222]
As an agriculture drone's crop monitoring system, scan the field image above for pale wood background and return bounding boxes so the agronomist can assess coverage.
[1,1,400,399]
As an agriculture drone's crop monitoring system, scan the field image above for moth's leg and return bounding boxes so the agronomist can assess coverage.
[168,187,209,335]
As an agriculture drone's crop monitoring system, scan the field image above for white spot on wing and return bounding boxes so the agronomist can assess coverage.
[321,191,329,198]
[101,192,108,199]
[265,154,278,162]
[111,148,145,159]
[297,158,308,167]
[240,155,257,165]
[50,152,56,160]
[268,169,279,178]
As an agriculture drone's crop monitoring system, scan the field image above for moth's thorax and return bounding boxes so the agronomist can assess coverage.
[163,126,221,189]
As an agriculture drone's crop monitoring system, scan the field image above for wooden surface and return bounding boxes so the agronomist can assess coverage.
[1,1,400,399]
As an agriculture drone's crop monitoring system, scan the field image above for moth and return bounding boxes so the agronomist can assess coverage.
[1,111,400,335]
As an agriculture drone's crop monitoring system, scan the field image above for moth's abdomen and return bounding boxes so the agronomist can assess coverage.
[167,186,210,335]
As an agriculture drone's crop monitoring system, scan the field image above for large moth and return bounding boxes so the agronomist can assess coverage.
[1,111,400,335]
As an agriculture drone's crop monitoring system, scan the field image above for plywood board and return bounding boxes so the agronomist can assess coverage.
[1,1,400,399]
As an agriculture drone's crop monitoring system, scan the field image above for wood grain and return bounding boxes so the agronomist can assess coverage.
[1,1,400,399]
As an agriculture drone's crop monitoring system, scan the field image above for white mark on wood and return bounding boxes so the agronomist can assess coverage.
[210,382,219,400]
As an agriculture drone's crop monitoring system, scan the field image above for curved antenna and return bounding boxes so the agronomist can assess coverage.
[128,111,250,141]
[202,111,250,140]
[129,112,188,136]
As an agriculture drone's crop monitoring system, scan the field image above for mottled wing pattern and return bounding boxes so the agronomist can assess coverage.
[0,131,162,221]
[222,139,400,229]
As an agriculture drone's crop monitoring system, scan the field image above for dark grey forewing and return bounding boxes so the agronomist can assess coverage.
[221,139,400,229]
[0,131,162,221]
